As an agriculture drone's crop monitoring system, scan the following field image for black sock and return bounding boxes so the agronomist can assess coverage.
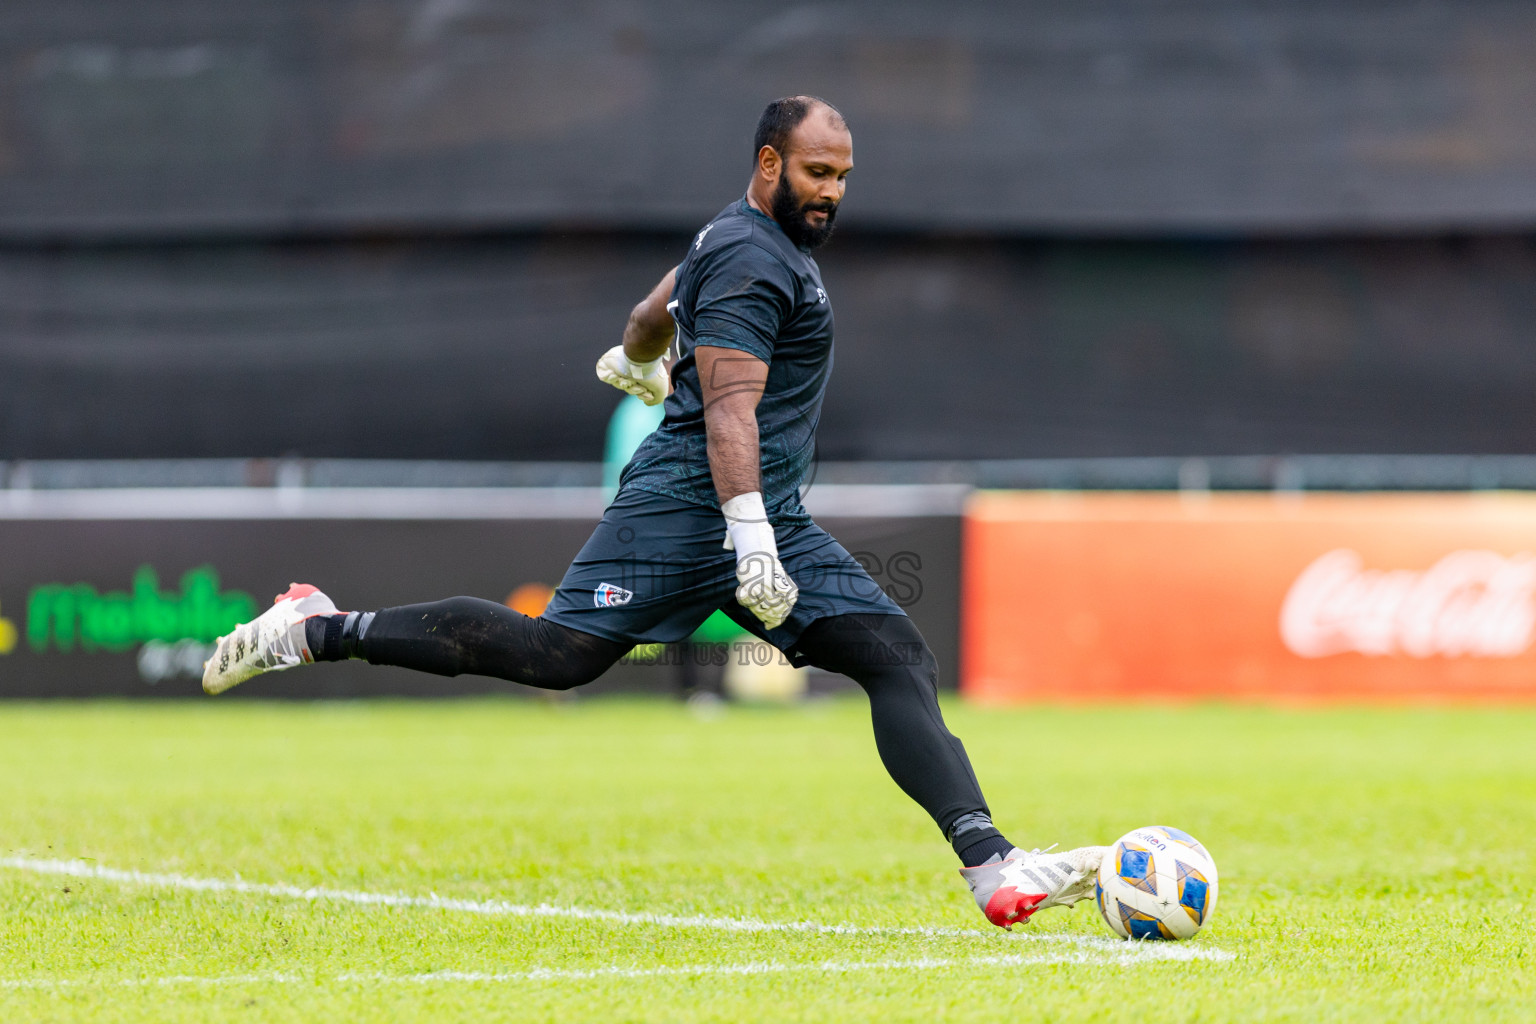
[948,810,1015,866]
[304,612,373,662]
[303,616,333,660]
[957,833,1015,867]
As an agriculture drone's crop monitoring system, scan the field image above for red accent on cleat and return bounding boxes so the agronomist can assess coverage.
[983,887,1048,928]
[274,583,320,604]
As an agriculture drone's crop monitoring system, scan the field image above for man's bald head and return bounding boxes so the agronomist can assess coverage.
[753,96,849,164]
[746,95,852,251]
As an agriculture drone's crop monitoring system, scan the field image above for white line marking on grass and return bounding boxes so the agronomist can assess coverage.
[2,947,1230,991]
[0,855,977,939]
[0,855,1232,963]
[0,973,304,991]
[341,947,1225,981]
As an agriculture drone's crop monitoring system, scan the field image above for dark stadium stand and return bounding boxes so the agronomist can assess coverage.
[2,2,1533,461]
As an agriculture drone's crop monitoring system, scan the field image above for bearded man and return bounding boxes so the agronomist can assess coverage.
[203,96,1105,929]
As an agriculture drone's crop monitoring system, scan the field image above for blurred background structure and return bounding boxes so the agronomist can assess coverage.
[2,2,1535,699]
[5,1,1536,461]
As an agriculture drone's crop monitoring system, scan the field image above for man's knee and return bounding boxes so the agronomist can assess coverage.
[516,617,626,690]
[796,613,938,692]
[524,660,610,691]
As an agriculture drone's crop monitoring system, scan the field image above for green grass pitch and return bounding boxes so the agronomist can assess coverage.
[0,698,1530,1022]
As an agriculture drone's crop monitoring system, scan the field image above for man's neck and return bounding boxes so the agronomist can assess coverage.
[745,182,775,221]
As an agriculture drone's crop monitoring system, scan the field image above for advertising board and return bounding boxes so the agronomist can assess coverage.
[0,510,958,697]
[963,492,1536,702]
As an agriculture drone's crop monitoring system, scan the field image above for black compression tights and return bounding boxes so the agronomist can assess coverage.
[359,597,629,691]
[355,598,994,841]
[791,613,994,842]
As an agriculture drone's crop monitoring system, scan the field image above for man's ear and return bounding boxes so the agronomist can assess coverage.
[757,144,781,183]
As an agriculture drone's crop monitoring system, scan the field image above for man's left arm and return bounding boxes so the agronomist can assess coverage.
[596,267,677,406]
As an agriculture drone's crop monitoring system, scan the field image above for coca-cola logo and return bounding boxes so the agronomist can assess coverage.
[1280,548,1536,659]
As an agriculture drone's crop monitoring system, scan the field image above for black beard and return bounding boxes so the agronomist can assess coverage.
[770,173,837,251]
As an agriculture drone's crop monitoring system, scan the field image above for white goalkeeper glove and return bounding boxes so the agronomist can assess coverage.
[721,491,798,631]
[596,345,670,407]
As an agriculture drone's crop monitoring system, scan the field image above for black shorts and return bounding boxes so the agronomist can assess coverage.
[541,487,906,647]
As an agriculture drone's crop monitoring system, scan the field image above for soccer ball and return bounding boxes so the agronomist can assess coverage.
[1096,825,1219,940]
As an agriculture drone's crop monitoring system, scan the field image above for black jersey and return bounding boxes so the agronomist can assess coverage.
[620,198,834,525]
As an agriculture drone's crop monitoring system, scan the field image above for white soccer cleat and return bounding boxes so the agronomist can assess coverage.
[202,583,337,695]
[958,844,1109,929]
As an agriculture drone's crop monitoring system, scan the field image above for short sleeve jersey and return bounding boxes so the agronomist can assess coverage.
[620,198,834,525]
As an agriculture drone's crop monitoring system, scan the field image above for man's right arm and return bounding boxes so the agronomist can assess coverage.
[596,267,677,406]
[622,267,677,364]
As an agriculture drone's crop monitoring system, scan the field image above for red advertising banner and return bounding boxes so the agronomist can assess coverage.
[962,492,1536,702]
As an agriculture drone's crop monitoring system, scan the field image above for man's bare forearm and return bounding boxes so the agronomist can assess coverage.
[696,345,770,506]
[622,268,678,364]
[706,409,761,505]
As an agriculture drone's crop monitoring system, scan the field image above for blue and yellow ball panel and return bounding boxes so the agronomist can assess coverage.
[1153,824,1210,860]
[1115,842,1158,895]
[1177,859,1210,925]
[1116,899,1175,940]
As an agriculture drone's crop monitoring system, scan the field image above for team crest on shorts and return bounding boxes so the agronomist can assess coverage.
[594,582,634,608]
